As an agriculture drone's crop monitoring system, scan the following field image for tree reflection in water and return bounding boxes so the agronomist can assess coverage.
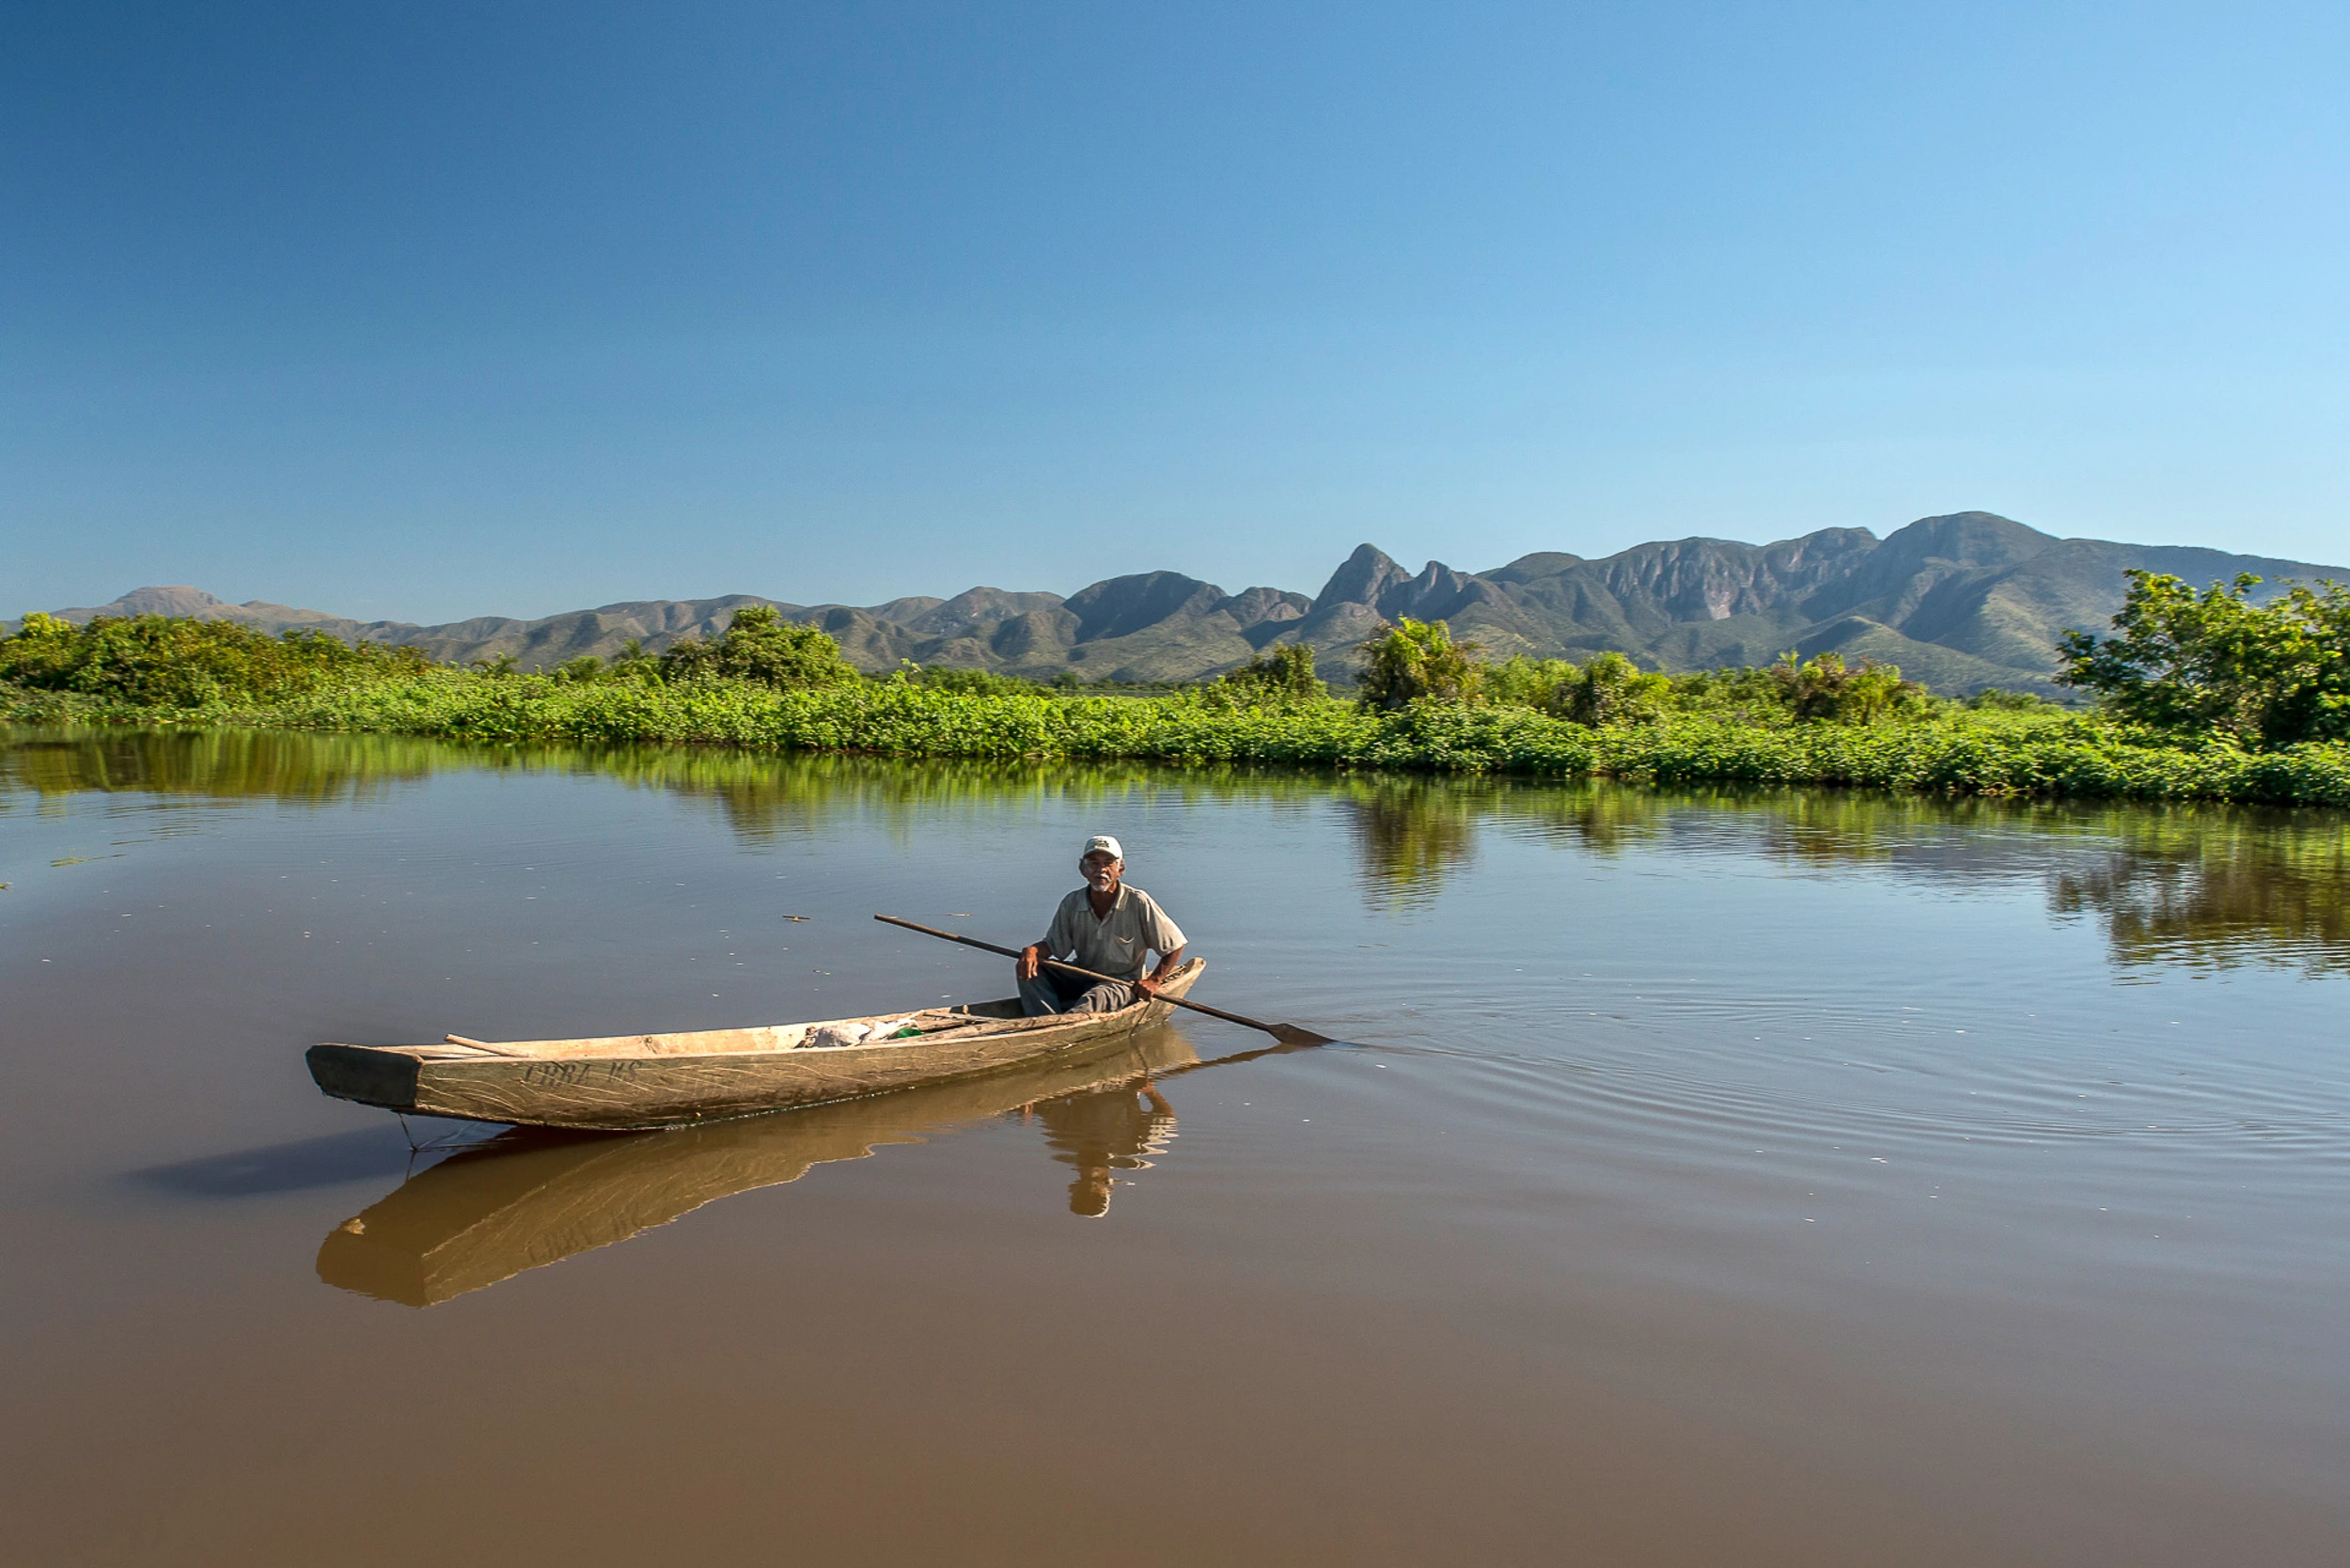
[11,728,2347,971]
[1339,778,1480,910]
[0,728,439,806]
[1327,769,2350,973]
[2048,812,2350,974]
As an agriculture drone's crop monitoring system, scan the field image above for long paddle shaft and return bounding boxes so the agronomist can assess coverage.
[873,914,1334,1048]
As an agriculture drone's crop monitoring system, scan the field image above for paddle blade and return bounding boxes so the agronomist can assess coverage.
[1265,1023,1337,1048]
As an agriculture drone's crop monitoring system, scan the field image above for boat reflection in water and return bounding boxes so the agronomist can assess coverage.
[320,1026,1201,1307]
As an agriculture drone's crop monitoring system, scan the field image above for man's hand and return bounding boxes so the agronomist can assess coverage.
[1137,945,1183,1000]
[1018,944,1044,981]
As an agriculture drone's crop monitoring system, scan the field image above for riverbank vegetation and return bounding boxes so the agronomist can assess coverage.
[11,728,2345,973]
[6,571,2348,806]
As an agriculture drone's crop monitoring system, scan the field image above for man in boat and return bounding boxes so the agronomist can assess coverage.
[1016,835,1187,1016]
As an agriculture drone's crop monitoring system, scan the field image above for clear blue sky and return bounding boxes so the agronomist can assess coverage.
[7,2,2345,622]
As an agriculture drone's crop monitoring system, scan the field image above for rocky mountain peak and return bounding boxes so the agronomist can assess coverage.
[1220,587,1312,627]
[1481,552,1584,584]
[1311,544,1413,612]
[1308,545,1485,623]
[893,587,1066,637]
[1805,512,2057,621]
[1872,512,2055,572]
[67,586,234,619]
[1062,572,1228,643]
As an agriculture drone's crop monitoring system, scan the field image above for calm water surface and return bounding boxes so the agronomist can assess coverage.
[4,729,2347,1566]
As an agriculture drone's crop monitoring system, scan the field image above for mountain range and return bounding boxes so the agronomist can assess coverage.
[23,512,2346,696]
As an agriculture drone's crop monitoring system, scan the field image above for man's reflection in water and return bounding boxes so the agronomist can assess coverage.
[1022,1077,1179,1217]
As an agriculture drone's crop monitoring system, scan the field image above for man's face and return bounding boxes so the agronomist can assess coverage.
[1081,852,1122,892]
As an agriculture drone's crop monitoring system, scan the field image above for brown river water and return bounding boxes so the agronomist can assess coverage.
[4,729,2347,1566]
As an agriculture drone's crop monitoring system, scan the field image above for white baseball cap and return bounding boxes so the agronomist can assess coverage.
[1081,835,1124,861]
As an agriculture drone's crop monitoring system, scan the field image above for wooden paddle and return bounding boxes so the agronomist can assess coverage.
[874,914,1335,1048]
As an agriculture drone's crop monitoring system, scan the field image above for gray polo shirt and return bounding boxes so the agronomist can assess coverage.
[1038,884,1187,981]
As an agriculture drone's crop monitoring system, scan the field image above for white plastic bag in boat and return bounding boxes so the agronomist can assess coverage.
[801,1016,917,1049]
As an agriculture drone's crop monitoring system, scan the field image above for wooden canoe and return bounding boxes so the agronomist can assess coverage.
[317,1027,1200,1306]
[306,958,1204,1132]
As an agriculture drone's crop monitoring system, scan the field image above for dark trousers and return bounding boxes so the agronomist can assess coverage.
[1018,966,1137,1017]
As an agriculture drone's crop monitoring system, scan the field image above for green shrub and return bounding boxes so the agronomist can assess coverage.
[2058,570,2350,747]
[1768,651,1925,723]
[1358,619,1480,710]
[1198,644,1327,708]
[0,612,426,708]
[1482,655,1577,711]
[1557,651,1673,727]
[659,605,861,690]
[609,639,663,682]
[1659,665,1797,723]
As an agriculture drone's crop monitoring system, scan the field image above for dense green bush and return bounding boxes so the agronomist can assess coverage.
[550,654,608,683]
[2058,570,2350,747]
[659,604,862,689]
[1475,655,1576,710]
[1447,641,1914,729]
[1357,619,1481,710]
[1557,651,1673,726]
[1196,644,1327,708]
[1767,651,1926,723]
[0,612,427,707]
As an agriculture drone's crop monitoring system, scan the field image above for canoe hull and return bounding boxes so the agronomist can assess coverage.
[306,961,1202,1132]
